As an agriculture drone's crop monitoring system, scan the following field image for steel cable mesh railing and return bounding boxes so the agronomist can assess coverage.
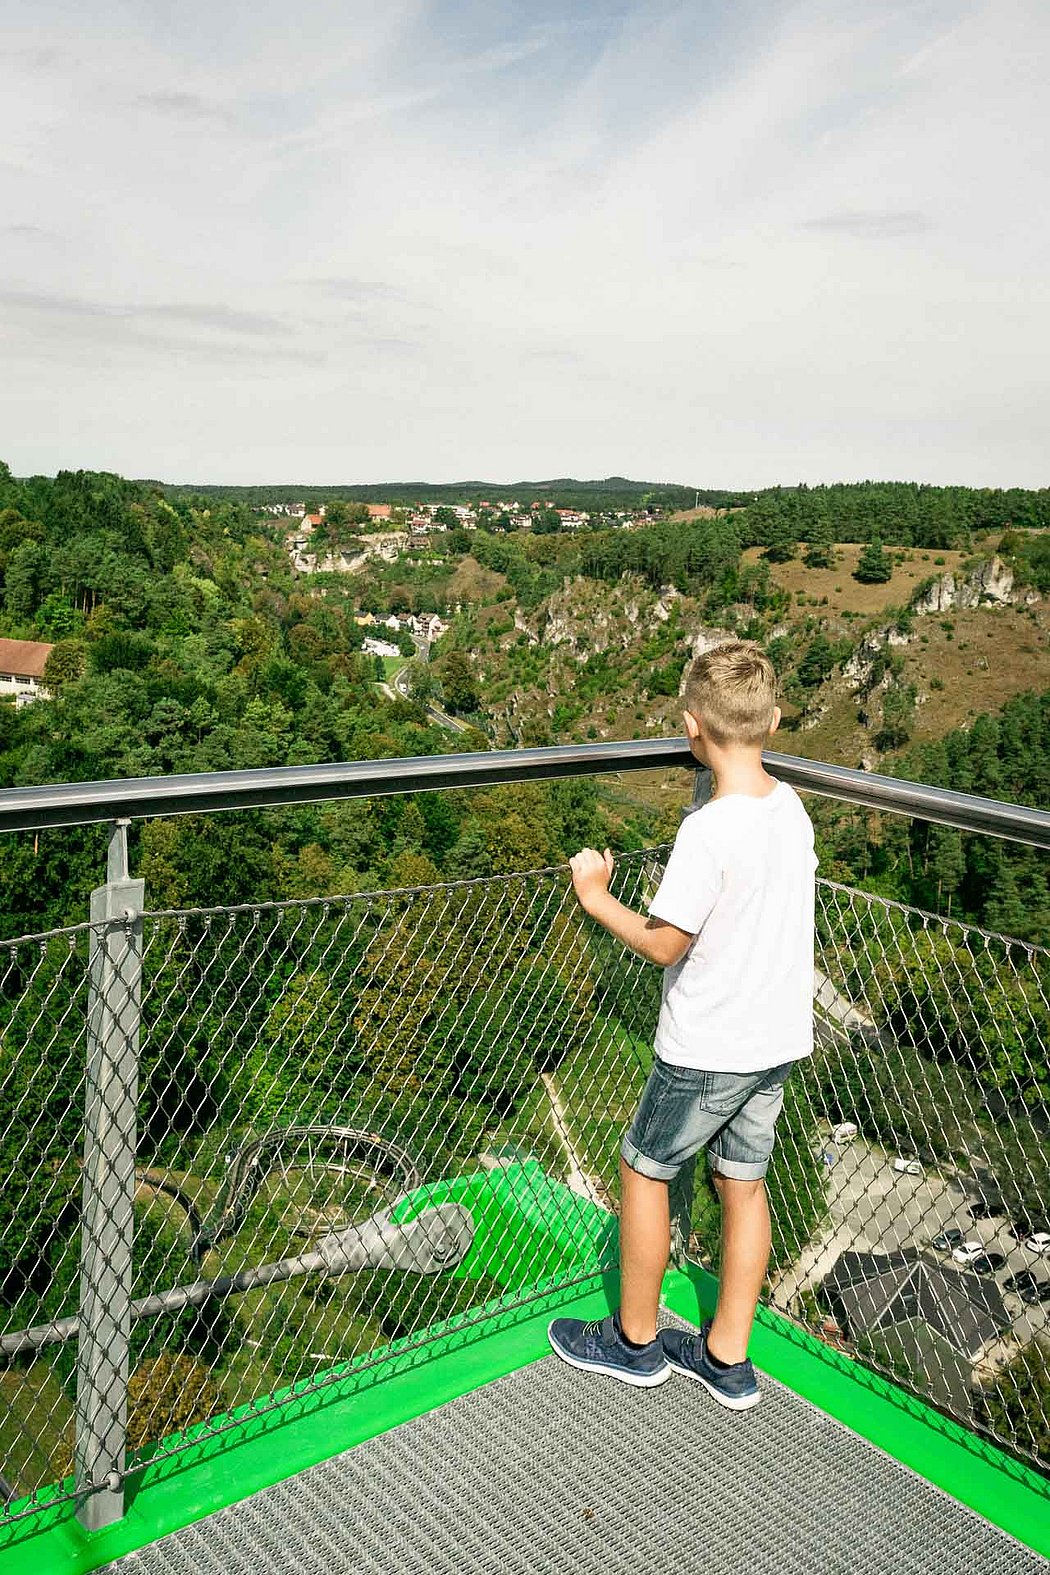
[776,881,1050,1469]
[0,922,92,1516]
[1,848,1049,1524]
[117,853,661,1478]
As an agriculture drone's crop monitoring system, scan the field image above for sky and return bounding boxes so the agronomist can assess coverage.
[1,0,1047,489]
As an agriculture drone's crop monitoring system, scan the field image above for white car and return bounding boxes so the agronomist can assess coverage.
[1024,1233,1050,1256]
[893,1157,923,1176]
[952,1241,986,1264]
[832,1122,858,1144]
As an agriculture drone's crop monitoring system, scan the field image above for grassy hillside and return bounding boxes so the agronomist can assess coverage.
[799,600,1050,767]
[738,542,973,618]
[448,537,1048,772]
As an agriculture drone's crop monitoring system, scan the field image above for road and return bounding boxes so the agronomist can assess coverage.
[382,660,471,735]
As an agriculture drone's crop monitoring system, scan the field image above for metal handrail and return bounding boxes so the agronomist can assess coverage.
[0,739,1046,847]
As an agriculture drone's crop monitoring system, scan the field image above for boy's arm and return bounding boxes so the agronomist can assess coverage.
[569,848,693,967]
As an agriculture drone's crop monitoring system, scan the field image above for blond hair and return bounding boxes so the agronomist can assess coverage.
[682,640,777,746]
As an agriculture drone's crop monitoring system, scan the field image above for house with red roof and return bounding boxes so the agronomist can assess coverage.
[0,638,54,705]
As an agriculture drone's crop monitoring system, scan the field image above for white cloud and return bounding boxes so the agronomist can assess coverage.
[0,0,1046,485]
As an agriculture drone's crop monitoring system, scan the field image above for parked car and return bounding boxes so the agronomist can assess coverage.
[1023,1232,1050,1256]
[832,1122,858,1144]
[930,1227,965,1251]
[952,1241,985,1264]
[893,1157,923,1176]
[967,1199,1001,1220]
[970,1252,1007,1276]
[1003,1270,1042,1300]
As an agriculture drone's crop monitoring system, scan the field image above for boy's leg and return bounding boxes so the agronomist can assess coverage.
[546,1057,703,1385]
[545,1153,673,1386]
[707,1170,771,1365]
[617,1156,670,1346]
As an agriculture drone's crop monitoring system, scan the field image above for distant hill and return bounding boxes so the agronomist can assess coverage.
[139,477,750,513]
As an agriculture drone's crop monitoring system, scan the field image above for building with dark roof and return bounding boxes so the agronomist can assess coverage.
[823,1248,1009,1361]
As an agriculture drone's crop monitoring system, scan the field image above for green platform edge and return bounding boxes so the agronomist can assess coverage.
[1,1163,1047,1573]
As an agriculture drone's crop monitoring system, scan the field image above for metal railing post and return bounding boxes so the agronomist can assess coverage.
[74,820,144,1532]
[668,765,713,1265]
[683,764,714,818]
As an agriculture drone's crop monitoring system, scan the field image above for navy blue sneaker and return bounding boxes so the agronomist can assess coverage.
[660,1320,761,1409]
[547,1315,671,1387]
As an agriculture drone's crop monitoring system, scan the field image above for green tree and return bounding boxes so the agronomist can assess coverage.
[854,535,892,584]
[763,514,797,563]
[4,538,42,620]
[803,510,835,569]
[405,662,436,704]
[875,681,917,750]
[979,1337,1050,1466]
[928,826,966,912]
[35,592,82,639]
[0,1030,79,1296]
[796,635,836,690]
[41,639,87,691]
[531,509,562,535]
[438,651,479,714]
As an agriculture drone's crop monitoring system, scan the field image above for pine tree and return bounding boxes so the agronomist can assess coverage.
[3,538,41,621]
[929,826,966,913]
[984,864,1028,938]
[763,513,798,563]
[854,534,892,584]
[804,509,835,568]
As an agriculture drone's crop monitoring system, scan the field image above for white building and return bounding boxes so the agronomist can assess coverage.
[362,637,401,659]
[411,613,448,643]
[0,639,53,705]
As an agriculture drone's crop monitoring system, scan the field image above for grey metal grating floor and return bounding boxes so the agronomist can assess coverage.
[104,1340,1048,1575]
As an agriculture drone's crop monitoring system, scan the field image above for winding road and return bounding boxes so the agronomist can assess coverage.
[380,659,471,735]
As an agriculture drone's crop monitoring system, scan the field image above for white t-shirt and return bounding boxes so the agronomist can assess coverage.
[648,781,817,1073]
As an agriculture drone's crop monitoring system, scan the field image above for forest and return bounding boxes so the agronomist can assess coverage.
[0,460,1047,1483]
[0,463,1047,939]
[146,475,735,514]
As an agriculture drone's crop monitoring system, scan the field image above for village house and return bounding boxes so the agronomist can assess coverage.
[0,638,54,705]
[367,504,392,521]
[405,612,448,645]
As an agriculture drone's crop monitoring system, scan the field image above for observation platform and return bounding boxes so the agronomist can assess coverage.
[103,1306,1046,1575]
[0,741,1048,1573]
[5,1268,1047,1574]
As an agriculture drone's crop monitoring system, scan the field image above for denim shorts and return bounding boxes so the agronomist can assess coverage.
[621,1058,796,1182]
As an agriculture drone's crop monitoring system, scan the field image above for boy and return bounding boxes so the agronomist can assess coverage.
[548,640,816,1408]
